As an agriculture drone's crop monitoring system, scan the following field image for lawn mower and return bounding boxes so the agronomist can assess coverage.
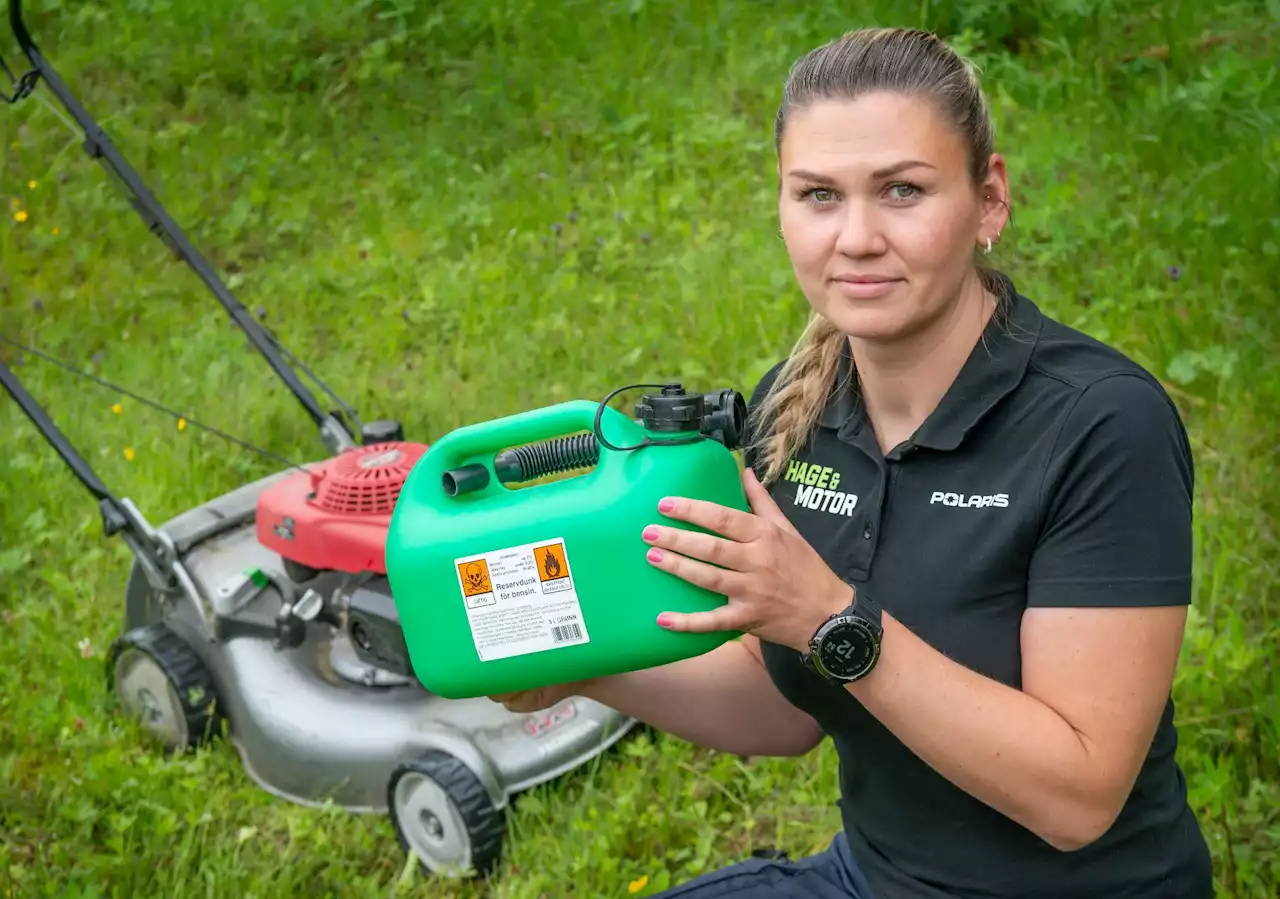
[0,0,636,878]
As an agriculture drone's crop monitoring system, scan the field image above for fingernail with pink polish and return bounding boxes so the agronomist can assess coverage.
[656,613,673,627]
[658,498,675,513]
[642,526,659,542]
[646,547,663,563]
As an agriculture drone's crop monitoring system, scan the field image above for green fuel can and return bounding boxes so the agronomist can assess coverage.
[384,384,750,699]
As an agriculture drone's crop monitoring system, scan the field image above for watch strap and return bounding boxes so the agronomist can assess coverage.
[852,589,883,636]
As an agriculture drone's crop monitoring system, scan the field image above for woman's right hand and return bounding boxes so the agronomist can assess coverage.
[488,679,593,714]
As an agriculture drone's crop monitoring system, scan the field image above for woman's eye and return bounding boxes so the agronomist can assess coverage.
[888,183,920,201]
[804,187,835,204]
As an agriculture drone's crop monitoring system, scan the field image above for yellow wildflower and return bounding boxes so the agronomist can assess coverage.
[27,180,36,189]
[112,402,123,414]
[628,875,649,894]
[13,209,27,223]
[51,227,59,236]
[177,418,187,432]
[123,447,135,461]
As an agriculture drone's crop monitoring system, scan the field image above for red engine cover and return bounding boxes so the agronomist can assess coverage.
[256,441,429,574]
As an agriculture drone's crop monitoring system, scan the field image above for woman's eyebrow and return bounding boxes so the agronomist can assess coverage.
[871,159,936,179]
[785,160,937,183]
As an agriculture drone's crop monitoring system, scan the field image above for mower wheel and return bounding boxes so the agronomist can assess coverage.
[107,622,222,752]
[387,749,504,879]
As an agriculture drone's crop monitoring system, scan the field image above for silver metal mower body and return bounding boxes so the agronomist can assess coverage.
[113,466,637,877]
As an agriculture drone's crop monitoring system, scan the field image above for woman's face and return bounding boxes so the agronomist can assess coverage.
[777,91,1008,346]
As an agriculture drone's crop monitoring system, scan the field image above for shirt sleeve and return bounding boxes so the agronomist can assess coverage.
[1027,372,1195,608]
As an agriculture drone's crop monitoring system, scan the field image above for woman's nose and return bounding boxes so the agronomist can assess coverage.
[834,203,886,257]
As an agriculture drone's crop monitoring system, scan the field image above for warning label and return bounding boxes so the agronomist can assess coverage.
[453,537,590,662]
[458,559,493,600]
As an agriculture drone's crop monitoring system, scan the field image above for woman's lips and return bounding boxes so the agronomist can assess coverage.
[832,274,902,299]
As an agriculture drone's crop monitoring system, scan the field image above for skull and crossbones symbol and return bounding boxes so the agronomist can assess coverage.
[463,562,490,594]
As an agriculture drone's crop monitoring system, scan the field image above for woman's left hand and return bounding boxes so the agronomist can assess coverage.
[643,466,854,653]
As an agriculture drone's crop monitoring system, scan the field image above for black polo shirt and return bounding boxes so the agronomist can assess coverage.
[744,286,1213,899]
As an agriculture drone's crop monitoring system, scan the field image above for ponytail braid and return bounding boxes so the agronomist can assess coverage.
[748,313,848,486]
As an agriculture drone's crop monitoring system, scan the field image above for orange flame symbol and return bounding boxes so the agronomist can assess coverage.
[542,548,561,579]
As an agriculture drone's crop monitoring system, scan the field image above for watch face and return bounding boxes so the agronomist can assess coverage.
[817,619,879,679]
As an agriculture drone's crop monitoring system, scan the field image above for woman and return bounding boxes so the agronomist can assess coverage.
[493,26,1214,899]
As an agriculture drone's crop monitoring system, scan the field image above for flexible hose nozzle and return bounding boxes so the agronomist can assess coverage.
[441,433,601,496]
[494,433,600,483]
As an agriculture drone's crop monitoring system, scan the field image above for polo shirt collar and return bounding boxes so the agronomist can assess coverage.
[819,283,1044,452]
[819,340,859,430]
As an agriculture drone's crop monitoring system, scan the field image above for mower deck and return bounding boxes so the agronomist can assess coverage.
[121,466,637,814]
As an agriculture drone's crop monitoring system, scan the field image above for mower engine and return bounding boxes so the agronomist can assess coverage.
[254,424,427,678]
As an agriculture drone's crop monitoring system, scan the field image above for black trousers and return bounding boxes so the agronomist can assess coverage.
[648,833,875,898]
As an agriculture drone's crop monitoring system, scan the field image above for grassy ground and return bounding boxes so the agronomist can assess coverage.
[1,0,1277,896]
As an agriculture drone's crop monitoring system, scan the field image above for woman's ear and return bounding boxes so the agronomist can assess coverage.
[979,152,1011,245]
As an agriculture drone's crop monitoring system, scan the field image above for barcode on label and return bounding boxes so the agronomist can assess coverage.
[552,623,583,644]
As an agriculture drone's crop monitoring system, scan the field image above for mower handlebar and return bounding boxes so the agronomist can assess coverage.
[10,1,35,54]
[2,0,364,457]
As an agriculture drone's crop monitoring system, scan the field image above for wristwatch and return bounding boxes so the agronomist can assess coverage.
[801,587,883,684]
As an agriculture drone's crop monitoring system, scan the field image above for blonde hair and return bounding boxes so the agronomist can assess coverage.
[750,27,1007,485]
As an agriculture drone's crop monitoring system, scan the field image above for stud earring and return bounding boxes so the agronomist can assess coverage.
[984,237,993,255]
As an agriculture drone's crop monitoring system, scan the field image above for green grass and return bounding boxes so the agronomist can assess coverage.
[1,0,1278,895]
